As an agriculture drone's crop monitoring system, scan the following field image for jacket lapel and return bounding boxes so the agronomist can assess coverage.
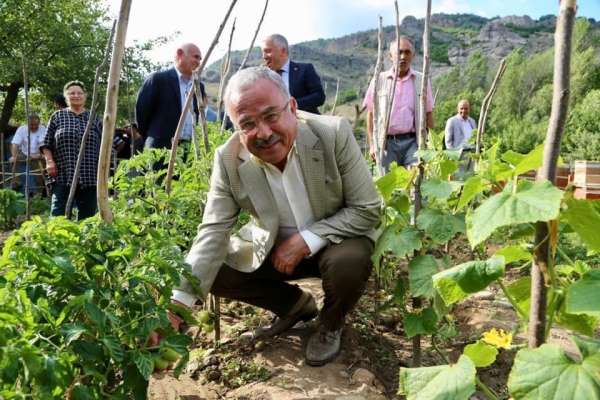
[288,61,299,97]
[296,121,326,219]
[168,68,182,113]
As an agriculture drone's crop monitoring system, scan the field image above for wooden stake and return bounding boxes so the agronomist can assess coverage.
[97,3,132,223]
[475,58,506,155]
[237,0,269,72]
[165,0,238,194]
[20,56,31,219]
[370,16,384,174]
[330,77,340,115]
[529,0,576,348]
[217,19,236,126]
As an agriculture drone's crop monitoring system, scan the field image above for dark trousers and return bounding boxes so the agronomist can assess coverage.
[210,237,374,331]
[383,133,418,171]
[50,184,97,220]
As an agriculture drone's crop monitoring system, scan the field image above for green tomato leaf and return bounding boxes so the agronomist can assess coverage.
[566,270,600,318]
[376,164,413,203]
[404,308,438,338]
[60,323,88,345]
[416,208,465,244]
[422,178,454,200]
[161,334,192,354]
[133,350,154,381]
[457,175,487,210]
[463,340,499,368]
[562,198,600,252]
[494,245,532,265]
[433,257,505,306]
[508,344,600,400]
[399,355,476,399]
[408,255,439,299]
[372,226,422,267]
[467,180,563,247]
[101,336,125,363]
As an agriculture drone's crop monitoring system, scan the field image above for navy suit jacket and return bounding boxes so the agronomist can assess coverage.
[288,61,325,114]
[135,68,205,148]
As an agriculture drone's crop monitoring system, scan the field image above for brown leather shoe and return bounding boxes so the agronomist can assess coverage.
[240,291,318,340]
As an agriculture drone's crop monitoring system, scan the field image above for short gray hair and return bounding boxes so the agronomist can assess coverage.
[390,36,415,53]
[224,66,290,116]
[264,34,288,51]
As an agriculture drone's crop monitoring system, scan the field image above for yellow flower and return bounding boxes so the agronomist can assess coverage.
[482,328,512,349]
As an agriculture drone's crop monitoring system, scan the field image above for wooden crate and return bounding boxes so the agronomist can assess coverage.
[574,186,600,200]
[574,160,600,187]
[518,165,571,189]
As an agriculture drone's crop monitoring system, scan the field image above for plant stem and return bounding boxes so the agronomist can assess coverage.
[476,376,500,400]
[556,245,574,265]
[431,335,449,363]
[498,280,528,321]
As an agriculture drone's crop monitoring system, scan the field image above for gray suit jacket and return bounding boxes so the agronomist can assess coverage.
[179,111,381,297]
[444,114,476,150]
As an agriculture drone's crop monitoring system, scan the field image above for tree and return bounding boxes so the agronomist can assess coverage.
[0,0,109,132]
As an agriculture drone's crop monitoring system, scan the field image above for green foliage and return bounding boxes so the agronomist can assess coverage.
[398,355,476,399]
[563,90,600,162]
[508,343,600,400]
[430,36,450,65]
[463,340,498,368]
[566,270,600,318]
[0,189,25,230]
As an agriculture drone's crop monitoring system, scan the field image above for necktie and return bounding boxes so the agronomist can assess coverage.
[277,69,284,76]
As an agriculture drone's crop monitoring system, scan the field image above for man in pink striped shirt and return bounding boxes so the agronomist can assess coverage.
[362,36,434,170]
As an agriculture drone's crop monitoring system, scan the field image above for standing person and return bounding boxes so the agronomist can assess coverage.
[444,99,476,150]
[261,34,325,114]
[40,81,101,219]
[362,36,434,171]
[135,43,208,150]
[164,67,380,366]
[9,114,46,194]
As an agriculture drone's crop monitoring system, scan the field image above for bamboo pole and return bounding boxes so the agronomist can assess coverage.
[165,0,238,194]
[20,56,31,219]
[529,0,576,348]
[475,58,506,155]
[370,16,384,174]
[378,0,402,172]
[217,19,236,125]
[97,2,132,223]
[237,0,269,72]
[411,0,432,368]
[66,21,116,219]
[0,132,5,188]
[330,77,340,115]
[193,75,210,154]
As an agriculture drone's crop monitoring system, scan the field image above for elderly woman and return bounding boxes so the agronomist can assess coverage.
[40,81,101,219]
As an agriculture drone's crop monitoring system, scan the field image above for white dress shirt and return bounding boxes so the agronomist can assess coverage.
[174,67,194,140]
[12,125,46,156]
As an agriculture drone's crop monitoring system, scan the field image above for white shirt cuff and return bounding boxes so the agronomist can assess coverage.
[171,289,197,307]
[299,229,328,257]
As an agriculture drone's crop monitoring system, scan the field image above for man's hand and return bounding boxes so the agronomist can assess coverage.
[147,301,187,347]
[270,233,311,275]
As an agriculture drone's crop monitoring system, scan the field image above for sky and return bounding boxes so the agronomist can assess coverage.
[106,0,600,65]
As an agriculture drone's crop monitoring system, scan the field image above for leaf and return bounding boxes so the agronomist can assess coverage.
[457,175,487,210]
[467,180,563,247]
[376,165,413,203]
[463,340,498,367]
[398,355,476,399]
[433,257,505,306]
[562,198,600,252]
[101,336,125,363]
[513,144,544,177]
[372,226,422,267]
[573,336,600,358]
[132,350,154,380]
[84,302,106,330]
[508,344,600,400]
[422,178,454,200]
[161,334,192,354]
[506,276,531,315]
[555,303,598,336]
[440,159,459,178]
[408,255,438,299]
[404,308,438,338]
[388,193,410,214]
[60,323,88,345]
[416,209,465,244]
[566,270,600,318]
[494,245,532,265]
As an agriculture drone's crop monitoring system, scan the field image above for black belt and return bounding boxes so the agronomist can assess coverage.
[387,132,416,139]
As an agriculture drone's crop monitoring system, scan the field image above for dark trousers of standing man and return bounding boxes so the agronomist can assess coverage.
[50,184,97,220]
[210,237,373,331]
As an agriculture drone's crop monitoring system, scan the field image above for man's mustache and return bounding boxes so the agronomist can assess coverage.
[254,133,281,148]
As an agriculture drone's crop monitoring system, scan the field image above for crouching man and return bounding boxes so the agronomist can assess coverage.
[171,66,380,366]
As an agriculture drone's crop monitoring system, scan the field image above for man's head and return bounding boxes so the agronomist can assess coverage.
[389,36,414,76]
[225,66,298,170]
[457,99,470,119]
[175,43,202,77]
[261,34,289,72]
[28,114,40,132]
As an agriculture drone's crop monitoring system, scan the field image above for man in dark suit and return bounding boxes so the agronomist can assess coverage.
[135,43,208,149]
[261,34,325,114]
